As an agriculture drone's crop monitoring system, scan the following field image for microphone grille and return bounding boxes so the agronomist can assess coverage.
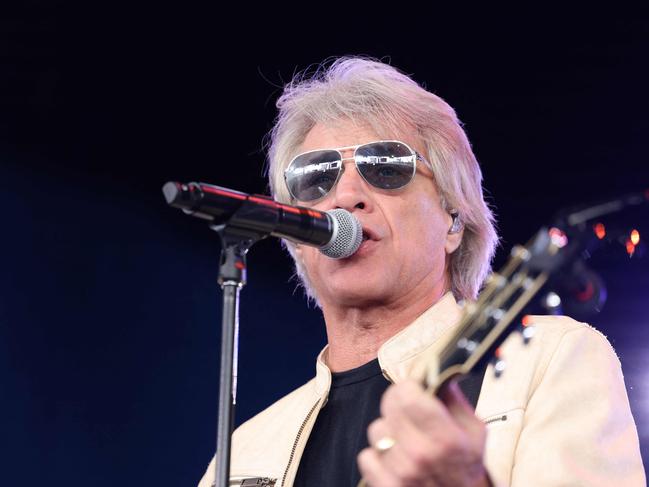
[320,209,363,259]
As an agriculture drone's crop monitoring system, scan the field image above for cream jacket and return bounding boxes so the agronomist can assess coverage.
[199,293,645,486]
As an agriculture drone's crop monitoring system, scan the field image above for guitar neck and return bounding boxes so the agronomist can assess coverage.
[429,229,559,393]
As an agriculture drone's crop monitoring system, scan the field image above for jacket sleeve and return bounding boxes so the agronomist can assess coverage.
[197,455,215,487]
[509,326,645,486]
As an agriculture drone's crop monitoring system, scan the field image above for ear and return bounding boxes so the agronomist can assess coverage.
[445,212,464,255]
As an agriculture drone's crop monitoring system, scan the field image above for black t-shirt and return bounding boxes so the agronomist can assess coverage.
[293,358,389,487]
[292,357,485,487]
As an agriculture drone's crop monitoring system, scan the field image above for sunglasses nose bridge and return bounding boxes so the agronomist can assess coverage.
[329,156,372,208]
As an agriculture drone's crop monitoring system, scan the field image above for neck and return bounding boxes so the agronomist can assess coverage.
[321,286,448,372]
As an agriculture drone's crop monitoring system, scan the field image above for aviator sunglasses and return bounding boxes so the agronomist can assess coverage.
[284,140,429,202]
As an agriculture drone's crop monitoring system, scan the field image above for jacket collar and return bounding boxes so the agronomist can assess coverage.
[314,292,463,396]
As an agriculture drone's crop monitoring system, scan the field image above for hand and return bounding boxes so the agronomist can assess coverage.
[357,380,490,487]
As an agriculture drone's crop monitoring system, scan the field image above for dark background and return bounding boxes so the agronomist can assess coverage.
[1,5,648,485]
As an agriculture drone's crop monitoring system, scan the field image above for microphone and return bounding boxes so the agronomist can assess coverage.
[162,181,363,259]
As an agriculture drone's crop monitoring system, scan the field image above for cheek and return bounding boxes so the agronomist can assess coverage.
[393,203,448,264]
[299,246,322,277]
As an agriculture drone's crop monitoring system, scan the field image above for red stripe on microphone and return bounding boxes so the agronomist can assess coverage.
[201,186,247,200]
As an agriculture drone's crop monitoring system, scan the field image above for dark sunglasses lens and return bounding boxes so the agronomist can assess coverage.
[285,150,342,201]
[355,142,417,190]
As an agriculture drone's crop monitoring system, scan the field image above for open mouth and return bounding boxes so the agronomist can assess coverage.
[342,228,376,260]
[361,226,378,242]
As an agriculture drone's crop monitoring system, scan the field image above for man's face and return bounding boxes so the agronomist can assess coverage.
[293,120,462,310]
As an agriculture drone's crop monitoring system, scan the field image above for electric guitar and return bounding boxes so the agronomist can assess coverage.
[356,190,647,487]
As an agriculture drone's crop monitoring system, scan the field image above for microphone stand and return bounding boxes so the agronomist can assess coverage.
[161,182,345,486]
[210,222,265,487]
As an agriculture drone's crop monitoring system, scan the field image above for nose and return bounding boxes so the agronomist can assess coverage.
[330,159,372,212]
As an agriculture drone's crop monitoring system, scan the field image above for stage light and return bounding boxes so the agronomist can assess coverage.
[594,222,606,240]
[630,229,640,245]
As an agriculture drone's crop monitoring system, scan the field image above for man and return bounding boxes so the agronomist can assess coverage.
[199,57,645,486]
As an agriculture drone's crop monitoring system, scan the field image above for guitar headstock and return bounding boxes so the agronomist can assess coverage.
[428,189,649,393]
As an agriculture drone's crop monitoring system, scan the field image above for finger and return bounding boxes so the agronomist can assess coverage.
[438,380,484,434]
[381,380,451,433]
[367,416,435,483]
[380,420,442,483]
[380,382,473,466]
[366,417,391,448]
[357,447,401,487]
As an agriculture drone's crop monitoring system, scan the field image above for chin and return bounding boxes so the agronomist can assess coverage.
[306,255,393,304]
[323,278,392,307]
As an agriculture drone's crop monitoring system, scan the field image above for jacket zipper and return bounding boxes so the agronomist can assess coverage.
[228,476,277,486]
[484,414,507,425]
[280,398,321,487]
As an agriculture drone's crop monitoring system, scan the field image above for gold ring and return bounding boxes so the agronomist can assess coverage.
[374,436,396,453]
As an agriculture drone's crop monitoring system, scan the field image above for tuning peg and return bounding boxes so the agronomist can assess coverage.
[521,315,535,345]
[492,348,506,378]
[521,325,536,345]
